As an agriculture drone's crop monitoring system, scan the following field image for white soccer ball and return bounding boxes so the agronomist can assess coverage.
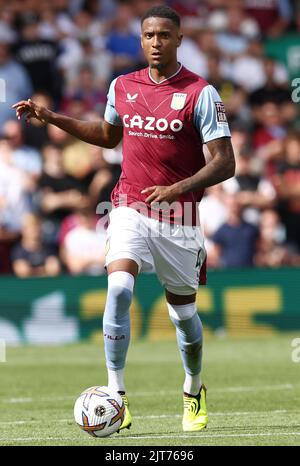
[74,386,125,438]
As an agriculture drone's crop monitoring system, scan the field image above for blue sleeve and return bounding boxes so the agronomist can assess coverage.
[194,85,231,143]
[104,77,123,127]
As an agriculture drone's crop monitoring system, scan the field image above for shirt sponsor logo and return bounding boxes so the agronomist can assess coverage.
[170,93,187,110]
[215,101,228,124]
[123,114,183,132]
[126,93,138,103]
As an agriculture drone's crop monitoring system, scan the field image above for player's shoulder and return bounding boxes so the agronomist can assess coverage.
[179,66,210,94]
[115,68,148,86]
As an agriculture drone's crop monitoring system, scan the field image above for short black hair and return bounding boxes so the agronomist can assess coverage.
[141,5,180,28]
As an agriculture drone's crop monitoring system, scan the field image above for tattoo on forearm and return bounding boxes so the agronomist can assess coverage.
[179,137,235,194]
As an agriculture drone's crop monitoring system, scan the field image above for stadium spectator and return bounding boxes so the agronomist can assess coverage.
[38,2,64,41]
[177,33,208,78]
[0,34,33,128]
[169,0,204,18]
[223,147,276,225]
[231,39,288,92]
[215,3,260,59]
[47,121,72,147]
[230,122,252,158]
[0,136,30,234]
[21,92,53,150]
[0,135,31,273]
[205,51,247,123]
[272,131,300,251]
[264,4,300,82]
[62,139,113,207]
[249,57,291,107]
[249,56,297,129]
[13,12,63,105]
[252,101,287,178]
[71,8,106,43]
[105,2,144,79]
[60,207,106,275]
[61,64,107,116]
[3,0,300,275]
[245,0,293,38]
[3,120,42,195]
[0,4,17,44]
[211,193,259,267]
[58,36,113,96]
[199,184,228,268]
[194,27,220,58]
[37,142,90,246]
[72,0,117,19]
[11,213,61,278]
[254,208,295,267]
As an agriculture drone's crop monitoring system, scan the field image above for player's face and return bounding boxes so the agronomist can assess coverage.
[141,17,182,70]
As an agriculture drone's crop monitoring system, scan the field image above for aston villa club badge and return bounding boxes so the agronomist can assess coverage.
[170,93,187,110]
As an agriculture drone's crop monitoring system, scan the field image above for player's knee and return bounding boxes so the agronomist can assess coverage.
[167,301,197,321]
[104,271,134,319]
[107,284,133,313]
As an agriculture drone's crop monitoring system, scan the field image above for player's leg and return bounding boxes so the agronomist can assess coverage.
[166,289,207,431]
[104,259,138,391]
[165,290,203,395]
[147,220,207,430]
[103,207,154,431]
[103,259,138,431]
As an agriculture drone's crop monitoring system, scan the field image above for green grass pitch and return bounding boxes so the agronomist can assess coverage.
[0,334,299,446]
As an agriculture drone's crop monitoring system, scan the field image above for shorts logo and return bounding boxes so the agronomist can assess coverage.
[170,93,187,110]
[215,102,228,124]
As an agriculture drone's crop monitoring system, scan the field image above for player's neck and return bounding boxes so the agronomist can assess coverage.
[149,61,181,84]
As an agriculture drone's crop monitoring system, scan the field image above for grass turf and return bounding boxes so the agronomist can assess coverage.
[0,333,299,446]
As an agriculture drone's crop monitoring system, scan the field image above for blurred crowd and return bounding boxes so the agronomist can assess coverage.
[0,0,300,277]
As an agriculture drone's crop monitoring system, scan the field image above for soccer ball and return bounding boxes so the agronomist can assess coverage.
[74,386,125,438]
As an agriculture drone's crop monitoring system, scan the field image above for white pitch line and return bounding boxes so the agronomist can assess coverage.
[133,384,295,396]
[2,383,297,404]
[127,409,291,420]
[0,431,300,443]
[121,432,300,441]
[0,409,293,427]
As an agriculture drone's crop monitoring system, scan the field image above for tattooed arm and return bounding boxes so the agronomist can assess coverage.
[176,137,235,193]
[143,137,235,203]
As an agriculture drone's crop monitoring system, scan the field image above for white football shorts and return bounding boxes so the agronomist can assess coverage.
[105,206,206,295]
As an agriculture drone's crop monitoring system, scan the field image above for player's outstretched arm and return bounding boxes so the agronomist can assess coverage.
[12,99,123,149]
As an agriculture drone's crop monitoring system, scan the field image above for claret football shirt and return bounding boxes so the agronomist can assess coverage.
[104,64,231,225]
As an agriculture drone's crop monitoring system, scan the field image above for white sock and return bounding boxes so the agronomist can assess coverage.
[184,373,201,396]
[107,368,125,393]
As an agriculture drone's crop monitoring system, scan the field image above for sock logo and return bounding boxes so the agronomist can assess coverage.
[104,333,125,341]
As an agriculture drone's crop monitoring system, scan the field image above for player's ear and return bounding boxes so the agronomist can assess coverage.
[177,33,183,48]
[140,34,144,50]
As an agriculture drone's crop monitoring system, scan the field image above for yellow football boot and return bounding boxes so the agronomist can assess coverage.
[182,384,208,431]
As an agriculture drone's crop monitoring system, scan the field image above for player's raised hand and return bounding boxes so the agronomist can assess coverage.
[141,185,181,204]
[12,99,50,124]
